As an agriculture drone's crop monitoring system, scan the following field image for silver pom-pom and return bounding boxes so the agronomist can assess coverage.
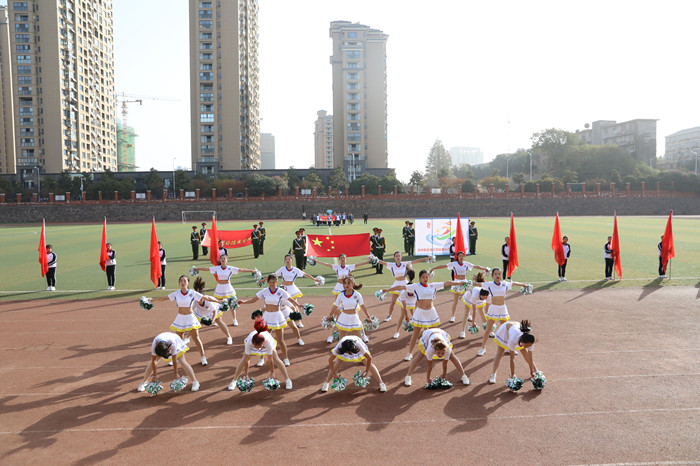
[331,375,348,392]
[315,275,325,286]
[189,266,199,277]
[306,256,317,266]
[303,303,314,316]
[145,380,163,397]
[262,378,280,391]
[531,371,546,390]
[427,255,437,264]
[363,316,380,332]
[353,370,370,388]
[506,376,524,391]
[402,320,414,332]
[368,254,379,266]
[375,290,386,301]
[321,315,336,329]
[139,296,154,310]
[519,284,534,295]
[170,376,189,392]
[236,376,255,393]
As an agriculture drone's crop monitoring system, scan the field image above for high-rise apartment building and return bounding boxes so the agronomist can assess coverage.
[260,132,274,169]
[1,0,117,179]
[189,0,260,174]
[314,110,333,169]
[576,119,657,163]
[116,120,136,172]
[329,21,388,181]
[0,7,16,175]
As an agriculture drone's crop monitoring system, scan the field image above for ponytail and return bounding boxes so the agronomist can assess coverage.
[520,320,535,345]
[520,320,531,333]
[193,276,205,292]
[406,269,416,284]
[473,271,485,283]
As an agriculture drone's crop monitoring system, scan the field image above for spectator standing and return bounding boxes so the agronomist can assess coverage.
[402,221,411,254]
[258,222,266,255]
[348,212,354,224]
[200,222,208,256]
[251,224,261,259]
[468,221,478,255]
[558,235,571,281]
[407,222,415,255]
[45,244,57,291]
[501,236,511,280]
[157,241,167,290]
[190,226,200,260]
[105,243,117,290]
[604,236,613,280]
[363,212,368,224]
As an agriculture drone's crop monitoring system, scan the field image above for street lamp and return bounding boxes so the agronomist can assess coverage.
[528,152,533,181]
[34,166,41,198]
[172,157,177,195]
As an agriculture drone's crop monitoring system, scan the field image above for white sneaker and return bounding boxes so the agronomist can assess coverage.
[459,331,466,339]
[477,348,486,356]
[660,275,667,279]
[201,356,208,366]
[489,332,496,338]
[296,322,304,328]
[227,379,236,391]
[46,287,52,291]
[168,360,173,366]
[137,382,148,392]
[326,335,334,343]
[297,338,305,346]
[256,358,265,367]
[362,334,369,343]
[321,382,329,392]
[191,381,200,392]
[383,315,392,322]
[467,315,473,322]
[504,350,510,355]
[226,337,233,345]
[461,374,470,385]
[379,383,387,392]
[514,350,519,355]
[283,358,290,366]
[404,376,412,386]
[232,319,239,326]
[285,379,293,390]
[449,317,455,323]
[392,332,400,339]
[404,353,413,361]
[488,373,497,384]
[50,286,56,291]
[558,277,563,282]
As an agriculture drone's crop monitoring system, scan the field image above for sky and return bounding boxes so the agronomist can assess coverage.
[113,0,700,181]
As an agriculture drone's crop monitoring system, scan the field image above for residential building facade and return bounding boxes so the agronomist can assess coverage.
[260,132,274,169]
[314,109,333,169]
[662,126,700,171]
[116,120,136,172]
[576,119,657,163]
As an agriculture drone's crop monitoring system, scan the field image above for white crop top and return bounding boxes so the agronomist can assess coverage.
[275,266,303,282]
[209,265,239,282]
[151,332,183,357]
[244,330,276,355]
[332,264,356,279]
[332,335,369,358]
[168,289,204,307]
[387,261,412,277]
[483,281,513,298]
[421,328,452,360]
[255,286,292,307]
[399,289,417,308]
[447,261,474,276]
[406,282,444,300]
[334,289,364,311]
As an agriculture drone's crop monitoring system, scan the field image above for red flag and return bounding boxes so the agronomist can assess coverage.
[552,213,566,266]
[150,217,162,287]
[99,218,108,271]
[660,211,675,273]
[209,216,220,266]
[508,213,519,277]
[454,215,466,256]
[611,213,622,278]
[306,233,370,257]
[38,219,48,277]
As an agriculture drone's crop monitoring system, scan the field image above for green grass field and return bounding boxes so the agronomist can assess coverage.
[0,215,698,301]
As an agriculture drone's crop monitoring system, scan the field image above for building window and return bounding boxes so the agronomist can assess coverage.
[347,133,361,142]
[19,117,33,126]
[346,83,360,90]
[199,72,213,81]
[15,24,30,33]
[348,144,361,151]
[200,125,214,133]
[19,107,33,115]
[199,32,212,39]
[200,63,213,70]
[199,52,213,60]
[18,75,31,84]
[16,65,31,74]
[15,34,30,43]
[21,138,34,147]
[13,2,29,11]
[18,86,32,95]
[347,113,360,121]
[347,93,359,100]
[347,32,357,39]
[199,9,213,18]
[199,1,212,7]
[345,50,360,59]
[200,93,214,102]
[347,122,361,131]
[199,42,213,50]
[15,44,30,52]
[346,62,360,69]
[347,72,359,80]
[200,144,215,154]
[200,135,214,143]
[16,55,31,64]
[199,20,213,29]
[200,104,214,112]
[14,14,29,22]
[200,113,214,123]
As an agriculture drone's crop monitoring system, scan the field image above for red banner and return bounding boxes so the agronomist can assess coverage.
[202,229,253,249]
[306,233,370,257]
[150,218,162,287]
[660,211,674,273]
[508,213,519,277]
[38,219,48,277]
[611,213,622,278]
[552,213,566,266]
[99,218,108,272]
[454,214,466,255]
[208,216,219,266]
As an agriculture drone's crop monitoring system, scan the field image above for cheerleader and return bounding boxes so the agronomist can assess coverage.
[315,253,371,343]
[378,251,430,322]
[488,320,538,385]
[328,275,374,342]
[137,331,200,392]
[476,268,529,357]
[459,272,489,339]
[152,275,220,366]
[404,327,470,386]
[237,274,304,366]
[391,269,417,339]
[192,276,232,346]
[228,319,293,390]
[192,254,257,326]
[429,251,489,322]
[275,254,321,330]
[320,335,387,392]
[382,270,465,361]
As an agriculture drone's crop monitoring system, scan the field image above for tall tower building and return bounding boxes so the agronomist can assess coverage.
[2,0,117,178]
[260,132,274,169]
[329,21,388,181]
[314,109,333,169]
[189,0,260,174]
[116,120,136,172]
[0,7,17,175]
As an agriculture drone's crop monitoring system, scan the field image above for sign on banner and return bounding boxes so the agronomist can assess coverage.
[414,217,470,256]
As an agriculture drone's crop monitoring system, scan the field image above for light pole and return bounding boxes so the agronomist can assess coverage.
[690,151,698,174]
[172,157,177,195]
[34,166,40,198]
[528,152,533,181]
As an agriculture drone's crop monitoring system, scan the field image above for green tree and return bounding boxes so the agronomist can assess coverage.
[409,170,425,187]
[301,172,324,190]
[145,168,164,196]
[283,167,301,189]
[425,139,452,182]
[479,175,509,191]
[349,172,380,194]
[379,169,402,194]
[328,167,347,190]
[174,169,190,191]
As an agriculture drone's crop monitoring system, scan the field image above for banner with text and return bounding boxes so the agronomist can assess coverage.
[414,217,469,256]
[201,230,253,249]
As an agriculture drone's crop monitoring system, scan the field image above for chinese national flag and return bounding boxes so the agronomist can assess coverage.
[454,214,466,256]
[660,211,675,273]
[38,219,48,277]
[552,213,566,266]
[99,218,108,271]
[508,213,519,276]
[150,217,162,287]
[306,233,370,257]
[208,216,219,266]
[611,213,622,278]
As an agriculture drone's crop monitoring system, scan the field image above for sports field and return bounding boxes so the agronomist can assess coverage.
[0,215,698,299]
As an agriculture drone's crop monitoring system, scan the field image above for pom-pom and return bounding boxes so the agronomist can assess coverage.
[332,330,340,341]
[303,303,314,316]
[375,290,386,301]
[425,376,453,390]
[170,376,189,392]
[236,376,255,393]
[189,266,199,277]
[426,255,437,264]
[402,320,414,332]
[218,300,229,313]
[520,284,534,295]
[262,378,280,391]
[256,277,266,287]
[315,275,325,286]
[200,317,213,326]
[306,256,317,266]
[353,370,370,388]
[483,322,489,330]
[368,254,379,266]
[251,309,263,320]
[363,316,380,332]
[450,281,472,293]
[289,311,303,321]
[331,375,348,392]
[321,315,336,329]
[139,296,154,310]
[468,324,479,334]
[506,376,524,392]
[429,270,435,278]
[531,371,546,390]
[145,380,163,397]
[227,295,239,311]
[251,269,262,280]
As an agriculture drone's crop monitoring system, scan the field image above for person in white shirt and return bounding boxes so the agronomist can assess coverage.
[105,243,117,290]
[45,244,57,291]
[404,328,470,387]
[391,269,417,339]
[320,335,387,393]
[558,235,571,281]
[327,276,374,342]
[137,331,200,392]
[429,251,489,323]
[488,320,538,385]
[157,241,167,290]
[192,276,233,346]
[275,253,320,332]
[501,237,511,280]
[459,272,489,339]
[377,251,430,322]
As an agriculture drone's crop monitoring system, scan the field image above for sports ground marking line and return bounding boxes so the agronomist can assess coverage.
[572,462,700,466]
[0,406,697,435]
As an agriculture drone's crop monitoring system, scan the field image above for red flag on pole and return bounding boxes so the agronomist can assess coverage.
[552,213,566,266]
[611,212,622,278]
[508,213,519,277]
[99,218,108,271]
[209,216,220,266]
[150,217,162,287]
[306,233,370,257]
[38,219,48,277]
[454,214,466,256]
[660,211,675,273]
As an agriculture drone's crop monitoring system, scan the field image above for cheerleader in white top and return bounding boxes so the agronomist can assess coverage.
[136,331,200,392]
[390,269,417,339]
[327,276,374,343]
[477,268,529,357]
[488,320,538,385]
[429,251,489,323]
[192,276,232,346]
[275,254,321,331]
[152,275,220,366]
[404,328,470,386]
[193,254,257,327]
[237,274,304,366]
[459,272,489,339]
[383,270,466,362]
[320,335,387,392]
[315,253,372,343]
[228,319,293,391]
[377,251,430,322]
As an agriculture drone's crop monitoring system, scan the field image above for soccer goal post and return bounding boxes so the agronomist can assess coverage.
[182,210,217,224]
